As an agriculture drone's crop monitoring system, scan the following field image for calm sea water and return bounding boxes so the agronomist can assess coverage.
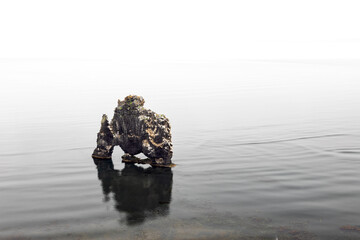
[1,59,360,240]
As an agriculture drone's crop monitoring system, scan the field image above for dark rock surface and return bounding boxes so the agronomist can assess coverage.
[92,114,114,159]
[92,95,173,167]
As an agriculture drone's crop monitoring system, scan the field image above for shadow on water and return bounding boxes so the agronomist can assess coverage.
[93,159,173,226]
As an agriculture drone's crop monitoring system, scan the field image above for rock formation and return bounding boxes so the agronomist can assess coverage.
[92,95,173,167]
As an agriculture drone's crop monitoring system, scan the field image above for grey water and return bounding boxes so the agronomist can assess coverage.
[1,59,360,240]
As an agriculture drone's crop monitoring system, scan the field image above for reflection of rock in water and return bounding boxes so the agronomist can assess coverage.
[94,159,173,225]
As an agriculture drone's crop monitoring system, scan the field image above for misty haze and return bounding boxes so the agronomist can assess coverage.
[1,1,360,239]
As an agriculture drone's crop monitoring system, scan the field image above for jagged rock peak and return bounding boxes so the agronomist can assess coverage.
[117,95,145,111]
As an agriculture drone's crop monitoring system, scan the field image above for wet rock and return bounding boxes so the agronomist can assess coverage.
[92,114,114,159]
[92,95,173,167]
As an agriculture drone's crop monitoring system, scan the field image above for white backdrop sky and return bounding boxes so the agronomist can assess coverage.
[0,0,359,60]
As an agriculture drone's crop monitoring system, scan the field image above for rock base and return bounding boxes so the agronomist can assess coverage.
[121,154,176,168]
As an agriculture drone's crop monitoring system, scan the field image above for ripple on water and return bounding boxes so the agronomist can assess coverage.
[2,60,360,239]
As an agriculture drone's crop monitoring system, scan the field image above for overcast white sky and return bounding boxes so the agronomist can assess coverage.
[0,0,359,60]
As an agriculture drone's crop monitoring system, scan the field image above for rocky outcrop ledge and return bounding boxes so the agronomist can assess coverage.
[92,95,174,167]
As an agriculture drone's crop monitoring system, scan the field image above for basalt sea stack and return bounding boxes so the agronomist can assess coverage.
[92,95,173,167]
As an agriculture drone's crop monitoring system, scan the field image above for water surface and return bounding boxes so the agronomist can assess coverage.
[1,59,360,239]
